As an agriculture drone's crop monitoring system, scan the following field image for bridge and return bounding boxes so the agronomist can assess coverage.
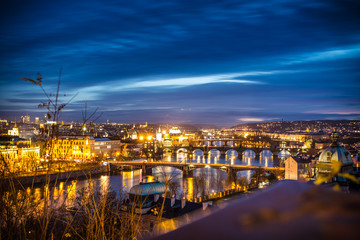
[161,146,299,159]
[109,161,285,178]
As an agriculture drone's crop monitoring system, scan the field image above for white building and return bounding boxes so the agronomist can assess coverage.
[285,156,312,181]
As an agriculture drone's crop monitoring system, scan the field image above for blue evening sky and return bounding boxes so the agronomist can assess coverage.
[0,0,359,126]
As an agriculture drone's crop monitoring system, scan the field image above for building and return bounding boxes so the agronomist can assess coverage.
[19,123,38,139]
[316,130,354,182]
[169,127,181,136]
[21,114,30,123]
[0,145,18,173]
[0,130,40,173]
[139,122,148,128]
[163,139,172,148]
[285,156,313,181]
[156,127,163,142]
[129,129,138,140]
[315,142,328,150]
[52,135,92,160]
[90,138,121,159]
[7,122,19,136]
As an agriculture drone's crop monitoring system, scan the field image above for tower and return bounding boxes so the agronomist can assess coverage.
[156,127,162,141]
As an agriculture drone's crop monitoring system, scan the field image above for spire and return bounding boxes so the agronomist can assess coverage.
[14,121,17,128]
[330,128,340,147]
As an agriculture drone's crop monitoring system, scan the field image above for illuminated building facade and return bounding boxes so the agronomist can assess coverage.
[163,139,172,147]
[91,138,121,158]
[129,129,138,140]
[285,156,312,181]
[0,130,40,173]
[7,122,19,136]
[156,127,163,141]
[52,136,91,160]
[169,127,181,135]
[0,145,18,172]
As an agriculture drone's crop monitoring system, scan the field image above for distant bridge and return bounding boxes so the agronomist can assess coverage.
[161,146,299,159]
[109,161,284,177]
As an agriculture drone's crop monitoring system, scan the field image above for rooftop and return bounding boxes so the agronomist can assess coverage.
[129,182,166,196]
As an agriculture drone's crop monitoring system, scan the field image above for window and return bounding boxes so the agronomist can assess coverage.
[327,152,331,161]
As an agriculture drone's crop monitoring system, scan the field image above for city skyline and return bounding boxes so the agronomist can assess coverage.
[1,0,360,126]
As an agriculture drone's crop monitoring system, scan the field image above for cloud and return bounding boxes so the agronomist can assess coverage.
[237,117,278,122]
[305,110,360,115]
[118,74,263,89]
[73,71,273,101]
[282,45,360,65]
[1,0,360,125]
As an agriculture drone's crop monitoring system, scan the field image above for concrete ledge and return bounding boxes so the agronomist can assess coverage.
[153,181,360,240]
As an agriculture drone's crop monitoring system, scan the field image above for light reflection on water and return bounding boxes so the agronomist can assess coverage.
[22,151,274,207]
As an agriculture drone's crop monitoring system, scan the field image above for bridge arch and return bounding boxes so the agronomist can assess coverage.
[151,165,184,175]
[226,140,234,147]
[242,149,256,159]
[212,140,224,147]
[225,149,238,157]
[278,150,291,159]
[208,149,221,155]
[260,150,273,159]
[176,148,188,154]
[193,149,204,156]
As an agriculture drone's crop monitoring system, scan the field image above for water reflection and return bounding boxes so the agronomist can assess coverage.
[67,180,77,204]
[19,151,274,207]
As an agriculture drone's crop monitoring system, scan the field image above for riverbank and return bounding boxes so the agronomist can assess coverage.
[2,165,109,186]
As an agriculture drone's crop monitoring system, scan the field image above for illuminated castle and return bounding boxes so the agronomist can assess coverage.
[8,122,19,136]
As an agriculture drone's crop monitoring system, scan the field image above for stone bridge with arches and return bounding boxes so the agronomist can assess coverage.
[109,161,285,179]
[162,145,299,160]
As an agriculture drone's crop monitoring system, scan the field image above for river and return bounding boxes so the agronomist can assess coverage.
[22,150,281,207]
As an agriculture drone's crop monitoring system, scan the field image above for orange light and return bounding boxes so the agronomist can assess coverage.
[147,136,152,140]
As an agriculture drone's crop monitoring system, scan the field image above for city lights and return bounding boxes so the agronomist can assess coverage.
[0,0,359,238]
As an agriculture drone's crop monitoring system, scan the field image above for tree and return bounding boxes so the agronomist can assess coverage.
[21,70,77,169]
[250,167,267,187]
[212,171,226,192]
[157,166,181,220]
[236,175,249,190]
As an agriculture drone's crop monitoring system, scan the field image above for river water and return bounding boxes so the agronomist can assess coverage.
[23,150,279,207]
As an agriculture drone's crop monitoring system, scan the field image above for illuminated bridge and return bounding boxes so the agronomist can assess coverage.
[160,146,299,159]
[109,161,284,177]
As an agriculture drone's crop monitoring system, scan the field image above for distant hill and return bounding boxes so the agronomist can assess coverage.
[231,120,360,133]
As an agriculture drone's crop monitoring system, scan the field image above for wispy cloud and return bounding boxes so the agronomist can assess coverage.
[305,110,360,115]
[237,117,278,122]
[74,71,279,100]
[119,75,261,89]
[283,45,360,65]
